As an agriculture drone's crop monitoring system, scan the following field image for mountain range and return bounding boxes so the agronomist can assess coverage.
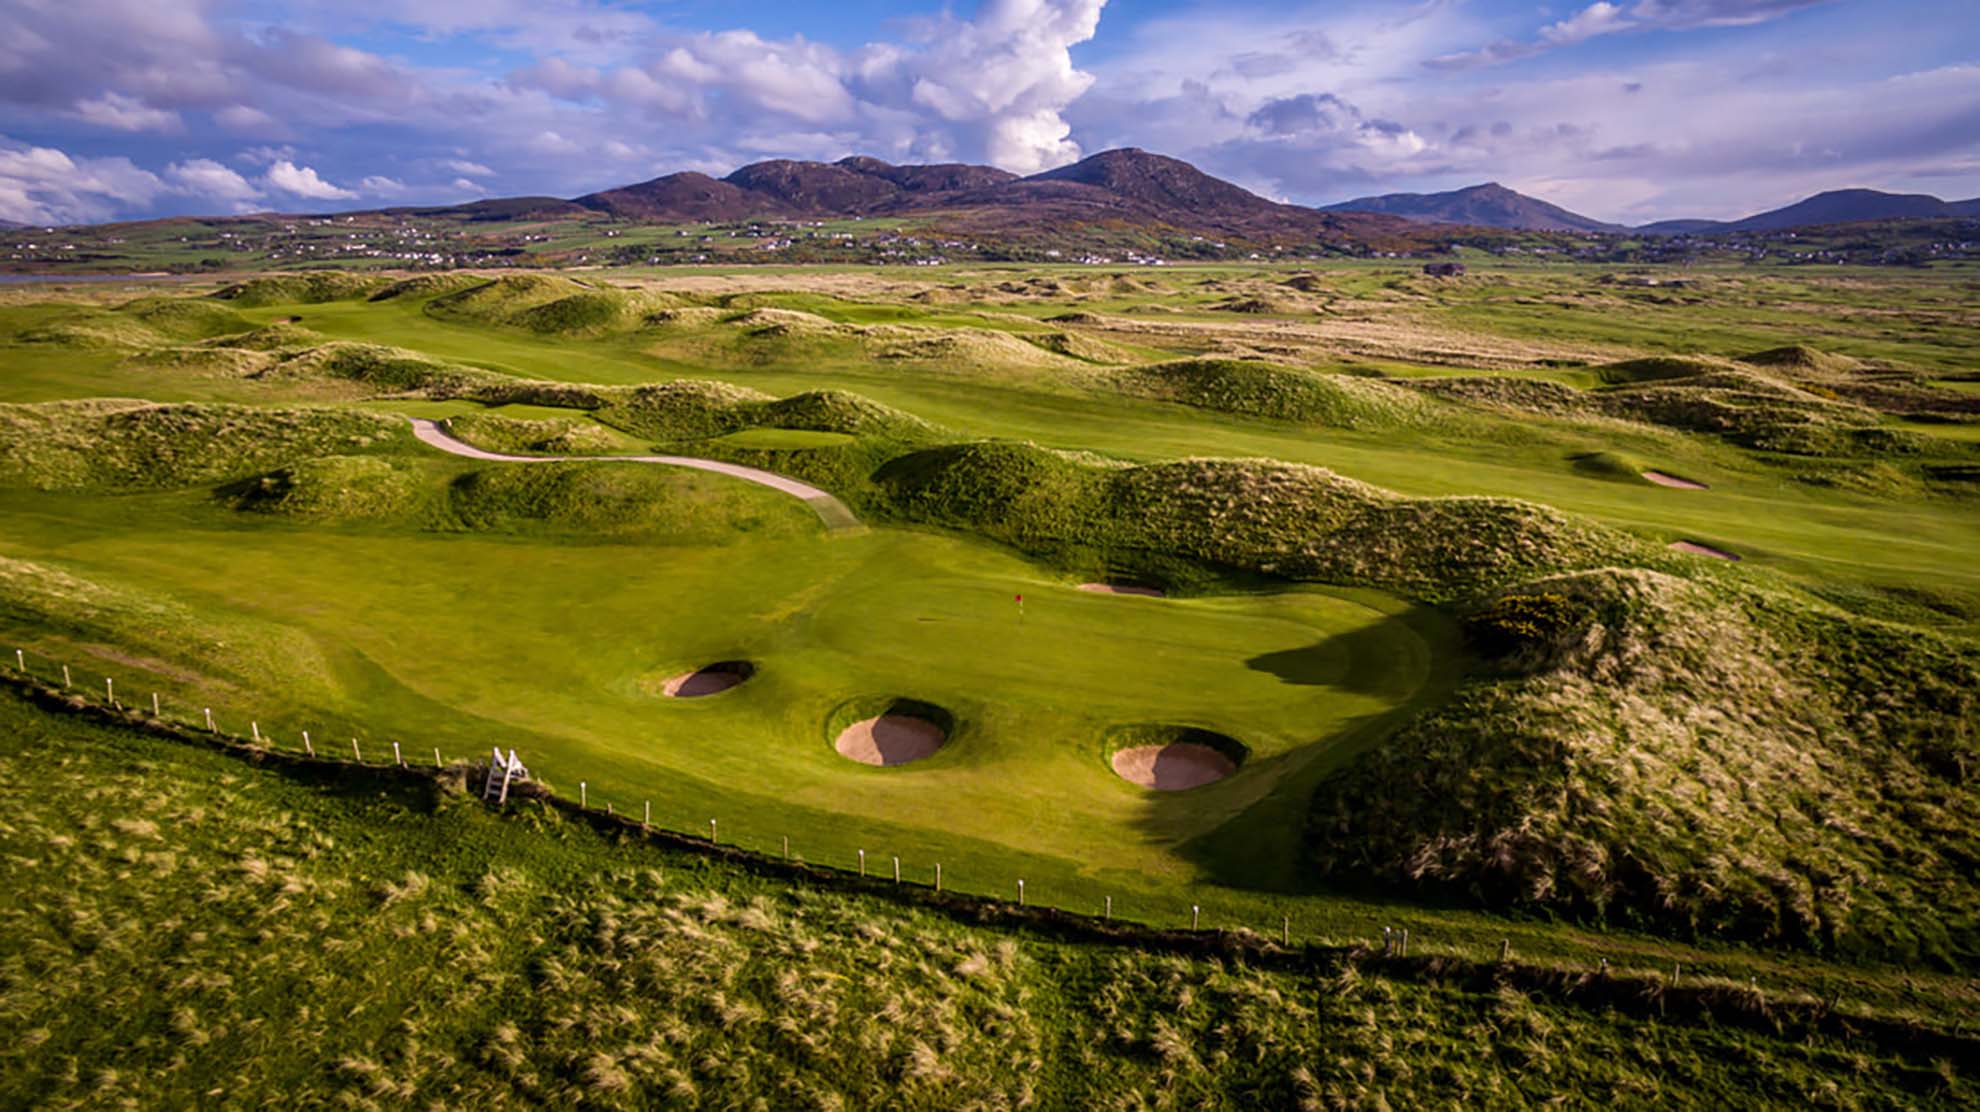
[1324,182,1980,235]
[426,151,1980,241]
[418,148,1423,247]
[587,147,1460,247]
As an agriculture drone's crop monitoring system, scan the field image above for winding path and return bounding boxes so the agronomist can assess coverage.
[407,418,862,533]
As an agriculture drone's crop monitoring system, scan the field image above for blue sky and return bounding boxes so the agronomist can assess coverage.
[1,0,1975,226]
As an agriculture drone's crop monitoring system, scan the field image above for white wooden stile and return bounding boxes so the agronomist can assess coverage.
[482,747,529,805]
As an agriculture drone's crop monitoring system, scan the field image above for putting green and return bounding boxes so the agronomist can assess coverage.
[0,479,1454,890]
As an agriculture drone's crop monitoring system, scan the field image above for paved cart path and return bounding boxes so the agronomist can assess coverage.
[407,418,862,533]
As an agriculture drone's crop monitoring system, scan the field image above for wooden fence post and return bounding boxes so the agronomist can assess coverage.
[62,665,71,689]
[643,801,651,827]
[151,692,160,716]
[352,738,362,762]
[1104,895,1112,920]
[708,818,717,843]
[204,707,214,732]
[105,677,115,706]
[858,849,866,877]
[303,731,314,757]
[1500,939,1511,962]
[1283,915,1290,946]
[934,863,941,892]
[580,782,587,808]
[782,835,789,859]
[252,721,260,743]
[1192,905,1200,930]
[1017,879,1025,906]
[892,855,900,883]
[392,741,403,767]
[434,747,442,768]
[13,649,22,671]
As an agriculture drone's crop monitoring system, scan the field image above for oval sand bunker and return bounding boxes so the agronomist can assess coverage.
[1642,470,1709,490]
[1669,540,1741,561]
[835,715,946,766]
[662,660,755,698]
[1077,583,1165,597]
[1111,744,1238,791]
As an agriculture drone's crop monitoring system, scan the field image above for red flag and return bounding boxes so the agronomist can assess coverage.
[1014,594,1023,603]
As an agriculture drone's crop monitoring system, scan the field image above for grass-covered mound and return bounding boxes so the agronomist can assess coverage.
[223,455,426,521]
[876,443,1654,601]
[1106,359,1446,429]
[4,692,1960,1109]
[440,462,817,542]
[113,296,257,341]
[440,412,631,455]
[0,400,410,490]
[1307,568,1980,964]
[16,298,255,350]
[211,272,389,307]
[423,274,679,336]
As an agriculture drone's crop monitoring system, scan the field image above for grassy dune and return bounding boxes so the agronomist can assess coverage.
[2,692,1968,1110]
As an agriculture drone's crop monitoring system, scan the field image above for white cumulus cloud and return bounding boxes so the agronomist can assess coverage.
[264,159,357,199]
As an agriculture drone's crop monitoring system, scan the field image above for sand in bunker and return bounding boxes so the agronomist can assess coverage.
[1111,744,1236,791]
[1670,540,1741,561]
[1642,470,1709,490]
[1077,583,1165,597]
[663,669,745,697]
[836,716,945,766]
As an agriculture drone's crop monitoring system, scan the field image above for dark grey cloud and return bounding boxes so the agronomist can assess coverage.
[1245,93,1358,135]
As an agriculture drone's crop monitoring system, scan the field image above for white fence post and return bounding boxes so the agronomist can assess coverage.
[303,731,314,757]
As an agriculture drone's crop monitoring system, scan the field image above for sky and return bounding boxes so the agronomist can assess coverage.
[1,0,1976,227]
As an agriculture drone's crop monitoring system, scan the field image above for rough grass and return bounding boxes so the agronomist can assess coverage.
[440,412,631,455]
[0,400,411,490]
[876,442,1656,601]
[423,274,681,337]
[439,462,818,542]
[1107,359,1448,429]
[211,273,389,307]
[1308,568,1980,965]
[1,691,1965,1110]
[223,455,426,520]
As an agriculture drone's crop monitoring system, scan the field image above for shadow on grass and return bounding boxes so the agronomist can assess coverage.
[1244,604,1449,697]
[1143,602,1473,895]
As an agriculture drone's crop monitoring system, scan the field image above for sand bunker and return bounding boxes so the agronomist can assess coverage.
[1643,470,1709,490]
[1670,540,1741,561]
[835,715,946,766]
[1110,743,1238,791]
[662,660,755,698]
[1077,583,1165,598]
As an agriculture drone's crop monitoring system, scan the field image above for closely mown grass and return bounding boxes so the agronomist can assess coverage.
[2,690,1968,1110]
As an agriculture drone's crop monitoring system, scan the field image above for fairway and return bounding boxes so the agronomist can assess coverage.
[0,477,1449,889]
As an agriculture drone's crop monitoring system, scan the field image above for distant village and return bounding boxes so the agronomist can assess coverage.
[4,210,1976,274]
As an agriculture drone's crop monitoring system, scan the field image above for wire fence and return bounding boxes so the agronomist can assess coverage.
[10,639,1966,1055]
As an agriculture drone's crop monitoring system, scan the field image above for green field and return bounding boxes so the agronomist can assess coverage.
[1,262,1975,1101]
